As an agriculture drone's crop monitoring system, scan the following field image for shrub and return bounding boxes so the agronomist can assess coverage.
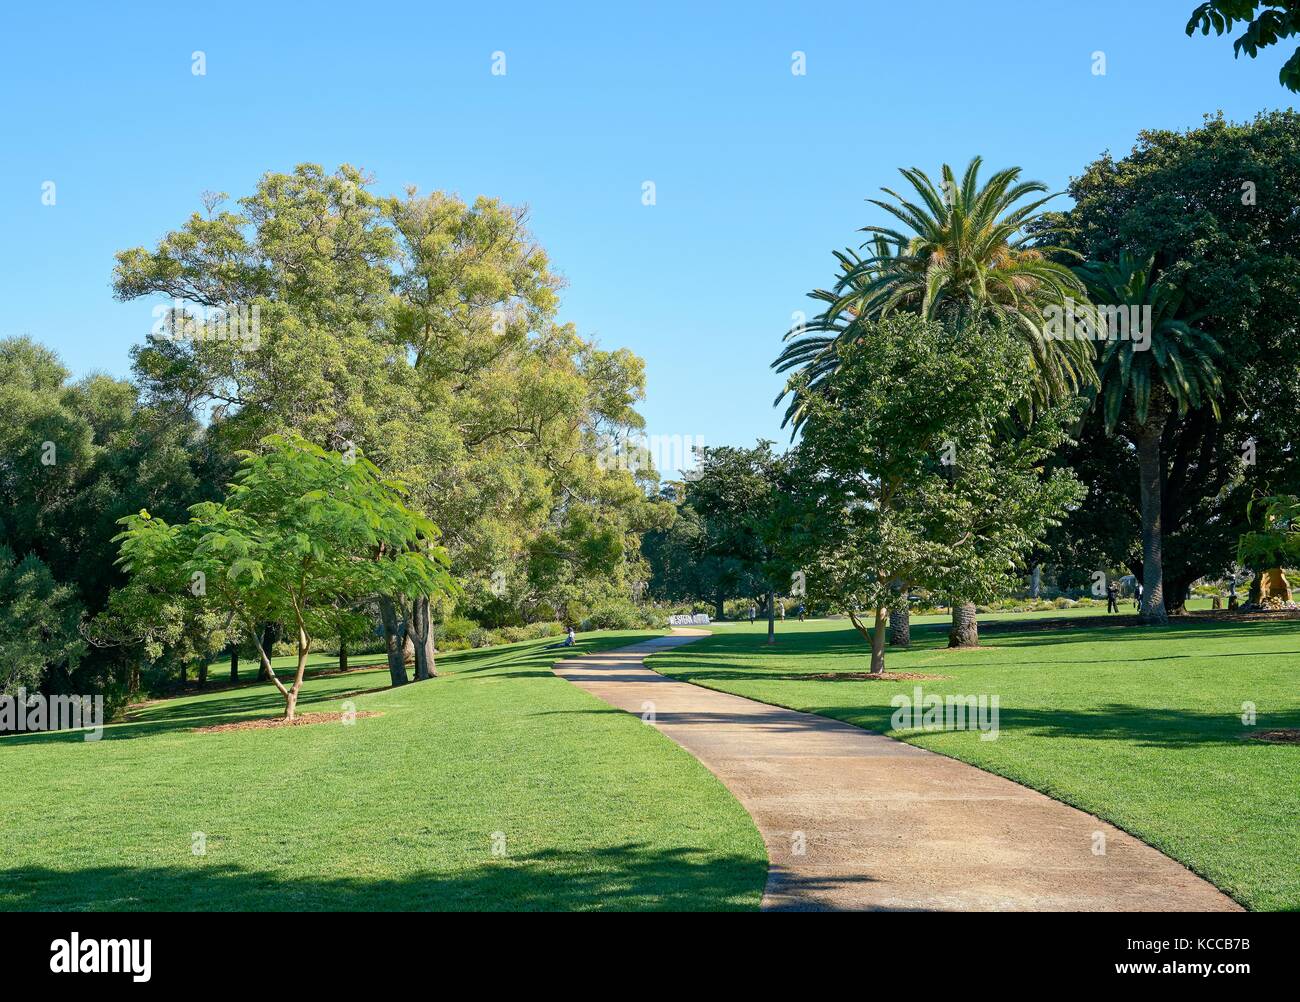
[579,601,657,631]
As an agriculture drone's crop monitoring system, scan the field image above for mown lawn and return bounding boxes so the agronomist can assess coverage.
[650,615,1300,911]
[0,631,766,911]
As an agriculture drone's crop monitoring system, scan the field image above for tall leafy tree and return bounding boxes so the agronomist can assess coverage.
[687,443,803,643]
[795,314,1082,667]
[1074,254,1224,623]
[1045,112,1300,612]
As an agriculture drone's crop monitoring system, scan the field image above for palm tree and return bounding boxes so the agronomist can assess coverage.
[775,157,1094,430]
[1075,253,1224,625]
[776,157,1096,647]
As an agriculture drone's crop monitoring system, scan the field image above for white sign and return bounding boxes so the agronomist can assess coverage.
[668,614,711,626]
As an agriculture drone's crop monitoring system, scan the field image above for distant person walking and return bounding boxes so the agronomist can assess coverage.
[796,603,806,622]
[1134,583,1143,611]
[778,602,785,621]
[1106,580,1119,614]
[748,604,757,626]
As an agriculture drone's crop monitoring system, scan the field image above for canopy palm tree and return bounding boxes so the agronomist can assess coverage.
[775,157,1095,431]
[1074,253,1224,625]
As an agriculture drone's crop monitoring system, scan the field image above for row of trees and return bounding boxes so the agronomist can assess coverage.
[646,112,1300,660]
[2,165,665,713]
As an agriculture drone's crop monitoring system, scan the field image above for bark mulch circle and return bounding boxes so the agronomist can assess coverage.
[193,710,382,734]
[809,671,952,681]
[1248,729,1300,745]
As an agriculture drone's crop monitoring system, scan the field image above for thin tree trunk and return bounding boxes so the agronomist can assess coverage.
[766,589,776,644]
[379,596,409,686]
[948,602,979,648]
[197,658,207,688]
[412,595,437,680]
[1135,407,1169,625]
[285,623,311,722]
[257,625,275,681]
[715,590,724,621]
[338,639,348,673]
[848,608,887,674]
[1030,563,1042,600]
[889,605,911,647]
[229,645,239,683]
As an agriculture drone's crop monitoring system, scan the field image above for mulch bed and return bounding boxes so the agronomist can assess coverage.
[1248,729,1300,745]
[809,671,951,681]
[193,710,382,734]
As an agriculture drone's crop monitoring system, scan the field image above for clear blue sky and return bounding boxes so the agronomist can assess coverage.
[1,0,1293,465]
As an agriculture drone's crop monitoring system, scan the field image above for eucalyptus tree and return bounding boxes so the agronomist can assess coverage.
[1075,254,1224,624]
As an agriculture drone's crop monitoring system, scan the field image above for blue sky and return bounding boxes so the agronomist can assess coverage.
[1,0,1293,469]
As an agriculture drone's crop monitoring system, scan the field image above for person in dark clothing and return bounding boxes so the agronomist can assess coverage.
[1106,580,1119,614]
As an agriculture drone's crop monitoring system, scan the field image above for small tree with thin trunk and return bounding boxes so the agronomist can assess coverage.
[116,435,454,720]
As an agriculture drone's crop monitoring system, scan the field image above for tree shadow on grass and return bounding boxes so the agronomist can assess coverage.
[0,842,767,912]
[807,702,1300,749]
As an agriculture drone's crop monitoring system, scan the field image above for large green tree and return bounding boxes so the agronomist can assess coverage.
[1044,112,1300,612]
[1073,254,1224,623]
[113,166,660,643]
[686,443,804,643]
[795,315,1082,668]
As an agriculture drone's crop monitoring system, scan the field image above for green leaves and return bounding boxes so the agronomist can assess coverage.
[1186,2,1300,90]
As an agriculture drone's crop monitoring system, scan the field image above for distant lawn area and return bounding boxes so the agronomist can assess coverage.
[650,615,1300,912]
[0,631,766,911]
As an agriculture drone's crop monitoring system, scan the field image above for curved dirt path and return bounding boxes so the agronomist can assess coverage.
[554,630,1241,912]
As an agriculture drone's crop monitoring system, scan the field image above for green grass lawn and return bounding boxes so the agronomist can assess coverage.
[651,614,1300,911]
[0,631,766,911]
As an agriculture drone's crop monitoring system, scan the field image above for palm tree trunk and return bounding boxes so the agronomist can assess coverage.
[1135,408,1169,625]
[948,602,979,648]
[888,605,910,647]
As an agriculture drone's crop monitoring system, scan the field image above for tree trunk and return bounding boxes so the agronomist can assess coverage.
[766,589,776,644]
[847,608,886,675]
[402,629,416,667]
[715,590,724,621]
[338,639,348,673]
[948,602,979,648]
[379,596,409,686]
[888,605,911,647]
[1030,563,1042,600]
[412,595,437,680]
[257,625,275,681]
[1135,407,1169,625]
[229,645,239,683]
[197,658,207,687]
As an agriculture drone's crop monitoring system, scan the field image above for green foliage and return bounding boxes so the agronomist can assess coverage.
[1043,111,1300,604]
[0,547,84,696]
[115,435,454,715]
[775,157,1093,429]
[685,443,804,616]
[795,314,1084,619]
[113,166,659,634]
[1074,253,1224,430]
[1186,2,1300,90]
[1237,493,1300,568]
